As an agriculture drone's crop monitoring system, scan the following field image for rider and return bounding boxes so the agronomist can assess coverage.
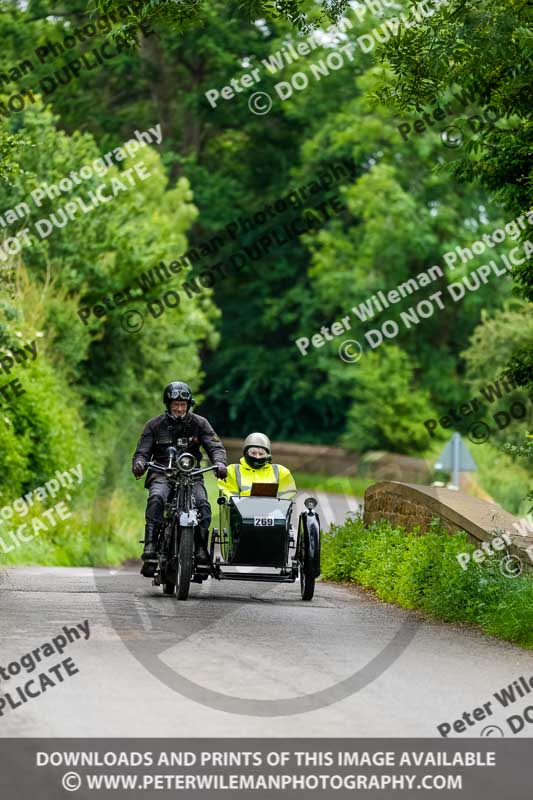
[132,381,227,561]
[218,432,296,499]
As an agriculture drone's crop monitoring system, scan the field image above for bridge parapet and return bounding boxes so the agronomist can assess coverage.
[364,481,533,569]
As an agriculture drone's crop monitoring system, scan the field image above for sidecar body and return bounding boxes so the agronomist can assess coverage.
[206,492,321,600]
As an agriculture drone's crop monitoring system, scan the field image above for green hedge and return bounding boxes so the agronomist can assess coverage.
[322,517,533,649]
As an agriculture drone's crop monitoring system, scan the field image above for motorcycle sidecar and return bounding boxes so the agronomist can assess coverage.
[208,493,321,601]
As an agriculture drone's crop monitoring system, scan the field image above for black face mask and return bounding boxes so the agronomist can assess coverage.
[244,454,268,470]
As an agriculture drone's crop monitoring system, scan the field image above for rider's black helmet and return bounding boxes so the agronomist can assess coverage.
[163,381,195,412]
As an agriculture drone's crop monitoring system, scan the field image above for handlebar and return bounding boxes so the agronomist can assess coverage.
[146,461,218,478]
[194,464,219,476]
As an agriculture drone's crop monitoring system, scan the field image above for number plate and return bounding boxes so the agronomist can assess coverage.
[254,516,275,526]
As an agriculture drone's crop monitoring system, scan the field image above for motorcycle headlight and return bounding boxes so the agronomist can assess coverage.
[178,453,196,473]
[304,497,318,511]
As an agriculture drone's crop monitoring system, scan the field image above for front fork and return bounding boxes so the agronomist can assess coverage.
[151,507,186,584]
[155,492,219,580]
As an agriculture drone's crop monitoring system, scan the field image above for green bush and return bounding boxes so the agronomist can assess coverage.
[322,516,533,649]
[341,347,437,454]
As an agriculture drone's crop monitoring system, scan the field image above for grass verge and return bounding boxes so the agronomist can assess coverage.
[322,517,533,649]
[294,472,373,498]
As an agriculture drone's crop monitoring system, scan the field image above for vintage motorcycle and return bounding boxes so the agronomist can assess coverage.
[140,447,217,599]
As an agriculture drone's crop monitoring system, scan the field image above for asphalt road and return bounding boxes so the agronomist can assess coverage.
[1,491,532,738]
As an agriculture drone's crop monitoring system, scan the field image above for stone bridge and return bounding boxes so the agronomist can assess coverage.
[364,481,533,569]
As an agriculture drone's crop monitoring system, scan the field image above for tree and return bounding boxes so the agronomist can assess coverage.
[0,100,218,501]
[377,0,533,394]
[0,0,525,456]
[341,346,436,452]
[94,0,344,35]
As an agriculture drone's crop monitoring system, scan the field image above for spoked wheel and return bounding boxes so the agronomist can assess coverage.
[300,562,315,601]
[298,508,320,601]
[176,525,194,600]
[160,526,176,595]
[209,527,218,562]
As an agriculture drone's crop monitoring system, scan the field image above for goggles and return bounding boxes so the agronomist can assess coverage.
[169,389,191,400]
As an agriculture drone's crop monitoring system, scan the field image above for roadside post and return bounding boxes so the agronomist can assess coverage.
[435,432,477,490]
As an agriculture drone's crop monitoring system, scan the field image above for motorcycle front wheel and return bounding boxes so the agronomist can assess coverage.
[176,524,194,600]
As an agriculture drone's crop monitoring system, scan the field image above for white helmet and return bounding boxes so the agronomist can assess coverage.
[243,432,271,468]
[243,432,271,454]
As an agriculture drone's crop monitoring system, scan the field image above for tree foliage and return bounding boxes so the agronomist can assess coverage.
[0,0,530,553]
[377,0,533,392]
[94,0,346,34]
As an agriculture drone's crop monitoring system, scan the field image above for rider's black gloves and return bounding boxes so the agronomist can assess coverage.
[132,458,147,478]
[214,463,227,480]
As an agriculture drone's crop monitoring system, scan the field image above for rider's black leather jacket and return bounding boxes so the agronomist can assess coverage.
[132,411,227,478]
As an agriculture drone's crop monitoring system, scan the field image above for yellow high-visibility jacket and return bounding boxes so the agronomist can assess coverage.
[218,457,296,499]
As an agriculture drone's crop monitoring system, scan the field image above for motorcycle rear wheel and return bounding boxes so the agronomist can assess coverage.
[176,525,194,600]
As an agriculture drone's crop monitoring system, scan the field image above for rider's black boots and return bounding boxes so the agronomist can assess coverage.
[142,521,158,561]
[195,527,210,565]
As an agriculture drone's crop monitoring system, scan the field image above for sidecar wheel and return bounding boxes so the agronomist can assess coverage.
[300,563,315,601]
